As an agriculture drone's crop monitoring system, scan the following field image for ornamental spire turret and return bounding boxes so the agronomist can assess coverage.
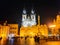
[23,8,26,14]
[31,9,35,14]
[22,8,27,22]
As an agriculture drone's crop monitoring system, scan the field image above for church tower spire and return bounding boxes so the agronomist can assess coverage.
[30,9,36,25]
[31,9,36,20]
[22,8,27,27]
[22,8,27,22]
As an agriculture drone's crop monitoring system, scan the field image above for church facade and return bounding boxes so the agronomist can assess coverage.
[20,8,48,38]
[22,9,36,27]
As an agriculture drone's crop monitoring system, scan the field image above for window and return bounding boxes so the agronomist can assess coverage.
[23,16,25,19]
[10,27,16,29]
[32,16,34,19]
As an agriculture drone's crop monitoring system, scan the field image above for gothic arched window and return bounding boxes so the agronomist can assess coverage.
[32,16,34,19]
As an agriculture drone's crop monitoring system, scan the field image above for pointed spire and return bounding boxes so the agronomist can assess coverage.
[31,9,35,14]
[23,8,26,14]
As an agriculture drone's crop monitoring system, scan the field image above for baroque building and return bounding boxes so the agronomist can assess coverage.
[0,21,9,38]
[20,8,48,38]
[8,24,18,36]
[50,13,60,36]
[0,21,18,39]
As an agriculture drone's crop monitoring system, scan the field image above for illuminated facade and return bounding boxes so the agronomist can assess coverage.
[8,24,18,36]
[0,23,9,38]
[50,14,60,36]
[20,9,37,37]
[1,9,60,39]
[0,21,18,38]
[22,9,36,27]
[2,25,9,38]
[20,11,48,38]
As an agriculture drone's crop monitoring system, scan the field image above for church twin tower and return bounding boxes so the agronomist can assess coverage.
[22,8,40,27]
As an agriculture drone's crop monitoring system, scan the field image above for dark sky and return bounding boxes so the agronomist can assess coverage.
[0,0,60,25]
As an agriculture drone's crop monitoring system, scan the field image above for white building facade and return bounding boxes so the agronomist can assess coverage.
[22,9,36,27]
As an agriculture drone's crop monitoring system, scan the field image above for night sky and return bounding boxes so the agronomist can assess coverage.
[0,0,60,25]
